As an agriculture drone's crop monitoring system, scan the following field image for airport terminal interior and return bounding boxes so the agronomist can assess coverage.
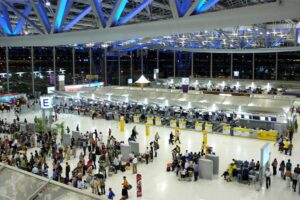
[0,0,300,200]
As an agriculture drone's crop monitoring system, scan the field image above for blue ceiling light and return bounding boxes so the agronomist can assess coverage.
[195,0,207,13]
[54,0,71,31]
[36,1,51,33]
[195,0,220,13]
[113,0,127,25]
[0,2,12,35]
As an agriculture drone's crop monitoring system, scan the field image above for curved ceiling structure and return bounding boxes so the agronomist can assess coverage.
[0,0,299,52]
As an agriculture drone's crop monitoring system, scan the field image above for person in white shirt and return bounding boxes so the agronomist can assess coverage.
[132,156,138,174]
[265,168,272,189]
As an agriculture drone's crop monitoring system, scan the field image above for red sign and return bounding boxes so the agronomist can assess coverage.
[137,174,142,197]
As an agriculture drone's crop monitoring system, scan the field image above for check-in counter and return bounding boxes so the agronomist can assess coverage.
[240,127,250,137]
[133,115,140,123]
[179,119,186,129]
[195,122,203,131]
[256,130,278,141]
[223,125,231,135]
[205,123,213,133]
[147,117,154,125]
[170,120,177,128]
[155,117,162,126]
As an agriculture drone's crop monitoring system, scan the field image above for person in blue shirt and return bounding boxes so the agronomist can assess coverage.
[108,188,115,200]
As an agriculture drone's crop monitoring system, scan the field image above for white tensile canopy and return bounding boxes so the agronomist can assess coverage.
[135,75,150,84]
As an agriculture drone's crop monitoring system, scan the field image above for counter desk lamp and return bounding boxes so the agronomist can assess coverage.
[135,75,150,90]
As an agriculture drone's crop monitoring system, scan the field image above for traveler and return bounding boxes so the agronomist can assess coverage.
[272,159,278,175]
[107,188,115,200]
[279,161,285,178]
[132,156,138,174]
[194,162,199,181]
[169,132,174,145]
[265,168,272,189]
[292,171,299,192]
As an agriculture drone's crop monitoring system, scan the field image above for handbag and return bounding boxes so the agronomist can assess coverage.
[128,184,132,190]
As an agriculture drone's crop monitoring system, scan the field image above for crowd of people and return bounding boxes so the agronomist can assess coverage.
[0,113,163,199]
[222,159,261,183]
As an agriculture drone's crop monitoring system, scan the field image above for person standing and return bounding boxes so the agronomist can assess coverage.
[194,162,199,182]
[132,156,138,174]
[265,168,272,189]
[174,130,181,144]
[145,147,150,164]
[65,162,70,182]
[82,140,87,156]
[279,160,286,178]
[169,132,174,145]
[155,132,160,141]
[272,158,278,175]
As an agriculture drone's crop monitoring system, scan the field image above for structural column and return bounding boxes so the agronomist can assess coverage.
[72,47,75,84]
[118,52,121,85]
[130,51,133,80]
[89,47,92,74]
[5,47,9,93]
[191,52,194,78]
[252,53,255,80]
[31,47,35,96]
[210,53,213,78]
[104,48,107,83]
[53,47,56,88]
[230,53,233,79]
[173,51,176,78]
[156,49,159,79]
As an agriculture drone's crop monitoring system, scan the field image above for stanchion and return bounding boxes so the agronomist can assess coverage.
[120,116,125,133]
[146,124,150,137]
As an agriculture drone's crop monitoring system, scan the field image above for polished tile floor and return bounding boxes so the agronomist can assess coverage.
[3,110,300,200]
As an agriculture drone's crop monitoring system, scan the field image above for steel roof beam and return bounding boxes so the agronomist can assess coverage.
[0,0,299,46]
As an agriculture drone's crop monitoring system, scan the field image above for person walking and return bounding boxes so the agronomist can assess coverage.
[174,130,181,144]
[292,171,299,192]
[155,132,160,141]
[265,168,272,189]
[132,156,138,174]
[272,158,278,175]
[279,160,286,179]
[107,188,115,200]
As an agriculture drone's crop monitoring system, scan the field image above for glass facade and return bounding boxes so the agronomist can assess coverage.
[175,51,192,78]
[193,53,210,78]
[232,54,253,79]
[158,51,174,78]
[1,47,300,95]
[213,53,231,78]
[8,47,32,94]
[255,53,276,80]
[278,51,300,80]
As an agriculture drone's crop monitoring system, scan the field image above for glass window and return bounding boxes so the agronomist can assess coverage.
[278,51,300,80]
[56,47,73,85]
[175,51,191,78]
[212,53,231,78]
[232,54,253,79]
[120,52,131,86]
[132,50,142,82]
[255,53,276,80]
[34,47,53,94]
[0,48,7,92]
[193,53,210,78]
[106,52,119,85]
[91,47,104,82]
[75,47,89,84]
[8,47,32,94]
[143,49,157,81]
[158,50,174,78]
